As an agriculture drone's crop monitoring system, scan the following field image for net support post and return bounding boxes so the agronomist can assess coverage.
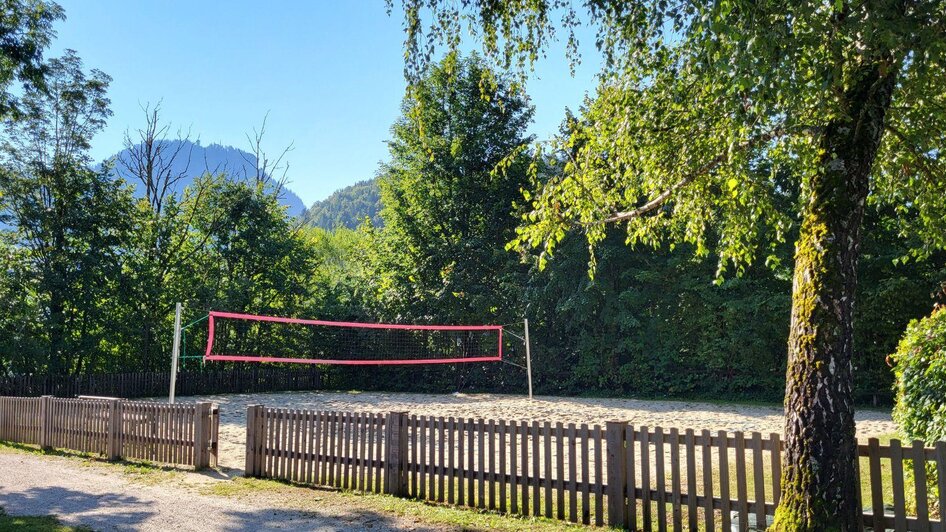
[169,302,182,404]
[606,420,628,526]
[524,318,533,400]
[384,411,409,497]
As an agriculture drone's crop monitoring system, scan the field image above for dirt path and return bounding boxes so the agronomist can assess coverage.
[0,451,439,531]
[161,390,896,470]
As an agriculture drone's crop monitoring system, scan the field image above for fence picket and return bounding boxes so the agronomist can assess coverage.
[890,439,907,532]
[735,431,749,529]
[489,420,497,511]
[468,418,476,507]
[656,426,667,532]
[642,427,652,529]
[594,425,604,527]
[580,423,590,525]
[555,422,564,520]
[448,417,456,505]
[912,440,929,531]
[544,421,553,517]
[868,437,883,528]
[718,430,731,532]
[686,429,697,531]
[499,420,507,514]
[701,429,714,531]
[533,420,541,517]
[523,420,532,515]
[751,432,765,527]
[937,441,946,532]
[511,421,519,514]
[437,416,445,503]
[627,426,638,531]
[770,432,782,508]
[569,423,578,523]
[671,428,682,532]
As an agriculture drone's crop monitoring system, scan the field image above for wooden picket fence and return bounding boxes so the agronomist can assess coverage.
[244,408,390,492]
[0,366,323,398]
[0,396,218,468]
[245,407,945,531]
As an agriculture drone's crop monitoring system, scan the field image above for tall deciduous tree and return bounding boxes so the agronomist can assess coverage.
[366,53,533,324]
[0,51,133,374]
[394,1,946,528]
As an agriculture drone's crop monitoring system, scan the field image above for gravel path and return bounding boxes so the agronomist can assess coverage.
[162,390,895,470]
[0,452,438,531]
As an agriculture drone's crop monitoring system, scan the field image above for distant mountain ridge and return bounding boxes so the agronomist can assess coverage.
[304,179,381,230]
[108,140,307,217]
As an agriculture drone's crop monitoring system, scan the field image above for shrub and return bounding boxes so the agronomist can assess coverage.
[891,306,946,443]
[891,306,946,517]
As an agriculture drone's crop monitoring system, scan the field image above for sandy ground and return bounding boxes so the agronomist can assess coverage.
[0,451,441,531]
[165,391,896,470]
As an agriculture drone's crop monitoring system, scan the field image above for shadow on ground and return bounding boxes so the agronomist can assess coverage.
[0,484,441,531]
[0,486,154,530]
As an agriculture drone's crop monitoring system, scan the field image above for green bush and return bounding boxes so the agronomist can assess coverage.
[891,306,946,443]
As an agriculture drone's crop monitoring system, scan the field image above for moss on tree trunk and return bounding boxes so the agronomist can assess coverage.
[772,63,897,531]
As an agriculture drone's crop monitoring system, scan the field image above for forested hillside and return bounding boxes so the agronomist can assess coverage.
[303,179,380,229]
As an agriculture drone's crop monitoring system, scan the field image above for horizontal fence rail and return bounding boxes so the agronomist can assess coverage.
[0,396,218,468]
[245,407,945,531]
[0,366,323,399]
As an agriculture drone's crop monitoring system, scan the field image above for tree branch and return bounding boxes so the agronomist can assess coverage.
[590,125,789,225]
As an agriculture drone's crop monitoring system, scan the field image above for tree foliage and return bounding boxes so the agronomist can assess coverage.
[0,0,64,120]
[363,53,533,324]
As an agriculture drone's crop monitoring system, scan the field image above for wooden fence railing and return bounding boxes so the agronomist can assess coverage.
[0,396,218,468]
[245,407,946,531]
[0,366,323,398]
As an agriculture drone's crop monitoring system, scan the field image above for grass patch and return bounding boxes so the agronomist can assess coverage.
[199,476,293,497]
[0,507,93,532]
[201,476,591,530]
[120,462,182,486]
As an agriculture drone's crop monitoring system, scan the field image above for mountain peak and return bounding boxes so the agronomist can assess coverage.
[109,139,307,217]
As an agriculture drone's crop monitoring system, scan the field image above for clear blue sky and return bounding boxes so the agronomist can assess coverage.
[51,1,600,205]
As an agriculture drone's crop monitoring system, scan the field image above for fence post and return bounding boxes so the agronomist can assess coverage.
[245,405,261,477]
[606,420,628,527]
[194,402,212,469]
[39,396,52,450]
[384,411,408,496]
[107,399,122,460]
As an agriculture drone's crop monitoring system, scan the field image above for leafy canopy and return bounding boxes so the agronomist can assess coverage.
[396,1,946,275]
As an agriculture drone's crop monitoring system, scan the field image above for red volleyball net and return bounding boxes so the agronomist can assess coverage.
[203,311,503,365]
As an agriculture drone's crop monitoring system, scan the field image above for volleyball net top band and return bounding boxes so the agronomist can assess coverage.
[203,311,503,365]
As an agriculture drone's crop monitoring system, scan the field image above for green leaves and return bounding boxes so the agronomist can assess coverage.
[396,0,946,286]
[363,54,533,324]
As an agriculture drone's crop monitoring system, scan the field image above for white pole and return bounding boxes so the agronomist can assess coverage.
[169,302,182,404]
[524,318,533,401]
